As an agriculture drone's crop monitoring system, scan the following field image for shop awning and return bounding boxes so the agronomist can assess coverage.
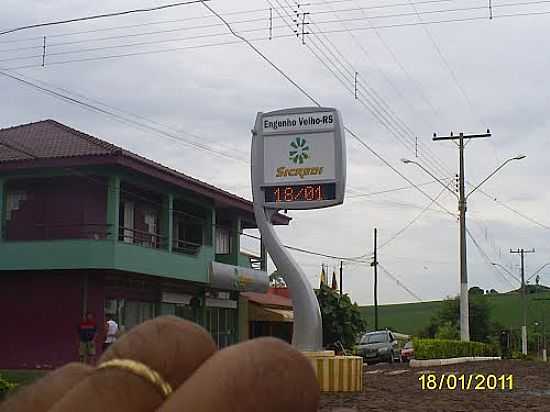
[249,303,294,322]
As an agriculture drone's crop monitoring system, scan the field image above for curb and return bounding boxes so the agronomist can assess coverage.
[409,356,501,367]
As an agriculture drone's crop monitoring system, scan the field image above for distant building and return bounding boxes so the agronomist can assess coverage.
[0,120,290,369]
[241,287,293,343]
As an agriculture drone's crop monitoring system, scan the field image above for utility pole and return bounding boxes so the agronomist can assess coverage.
[511,248,535,355]
[339,260,343,297]
[374,228,379,330]
[403,131,524,342]
[433,131,491,342]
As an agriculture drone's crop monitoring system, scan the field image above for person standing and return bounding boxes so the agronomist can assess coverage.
[103,313,119,351]
[78,312,97,364]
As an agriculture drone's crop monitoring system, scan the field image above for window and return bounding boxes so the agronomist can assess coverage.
[144,209,159,248]
[121,201,135,243]
[215,227,231,254]
[123,300,155,330]
[6,190,26,221]
[360,332,387,344]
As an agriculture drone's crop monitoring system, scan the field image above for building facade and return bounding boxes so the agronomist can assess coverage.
[0,120,289,369]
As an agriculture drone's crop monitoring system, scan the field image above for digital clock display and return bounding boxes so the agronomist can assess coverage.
[264,183,336,203]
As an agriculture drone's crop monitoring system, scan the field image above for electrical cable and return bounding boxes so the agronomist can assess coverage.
[0,0,210,37]
[378,263,423,301]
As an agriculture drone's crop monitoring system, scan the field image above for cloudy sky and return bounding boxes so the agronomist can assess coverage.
[2,0,549,306]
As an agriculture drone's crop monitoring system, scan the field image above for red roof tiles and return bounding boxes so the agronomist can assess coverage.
[0,119,290,225]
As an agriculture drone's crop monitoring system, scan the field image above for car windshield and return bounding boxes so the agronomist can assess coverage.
[361,333,387,344]
[404,341,413,349]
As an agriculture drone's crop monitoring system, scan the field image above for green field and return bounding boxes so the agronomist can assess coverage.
[359,291,550,336]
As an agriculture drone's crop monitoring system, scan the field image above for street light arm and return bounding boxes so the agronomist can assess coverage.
[491,262,521,283]
[528,262,550,282]
[466,155,526,199]
[400,159,458,199]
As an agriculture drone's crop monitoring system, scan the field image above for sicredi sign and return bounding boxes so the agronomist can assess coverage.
[252,107,346,210]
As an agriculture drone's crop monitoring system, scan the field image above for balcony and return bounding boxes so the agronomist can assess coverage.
[0,222,213,283]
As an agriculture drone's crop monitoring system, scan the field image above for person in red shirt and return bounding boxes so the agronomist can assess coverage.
[78,312,97,364]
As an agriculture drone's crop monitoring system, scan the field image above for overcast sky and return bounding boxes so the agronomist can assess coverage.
[2,0,549,306]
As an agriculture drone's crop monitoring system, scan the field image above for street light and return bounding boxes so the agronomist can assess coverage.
[466,155,527,198]
[402,154,526,342]
[528,263,550,282]
[491,262,521,283]
[400,158,457,198]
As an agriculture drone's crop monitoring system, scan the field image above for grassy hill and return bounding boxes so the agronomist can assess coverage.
[359,290,550,336]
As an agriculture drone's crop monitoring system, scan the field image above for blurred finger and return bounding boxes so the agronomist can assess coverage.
[0,363,92,412]
[49,316,216,412]
[159,337,320,412]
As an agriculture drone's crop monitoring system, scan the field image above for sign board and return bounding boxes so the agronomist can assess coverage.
[252,107,346,210]
[209,261,269,293]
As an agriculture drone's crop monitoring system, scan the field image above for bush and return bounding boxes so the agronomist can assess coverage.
[316,284,367,350]
[413,338,499,360]
[0,374,17,400]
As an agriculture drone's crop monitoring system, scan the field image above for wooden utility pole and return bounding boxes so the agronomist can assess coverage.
[511,248,536,355]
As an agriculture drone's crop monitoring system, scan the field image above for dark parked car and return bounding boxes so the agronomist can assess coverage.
[355,330,400,364]
[400,340,415,362]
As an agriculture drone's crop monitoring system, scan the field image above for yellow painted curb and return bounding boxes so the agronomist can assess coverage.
[302,352,363,392]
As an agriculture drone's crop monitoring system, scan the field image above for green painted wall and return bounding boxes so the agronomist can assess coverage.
[0,240,213,283]
[114,241,213,283]
[238,254,252,268]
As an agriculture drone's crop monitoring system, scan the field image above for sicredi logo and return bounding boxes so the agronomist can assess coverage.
[289,137,309,164]
[275,166,324,179]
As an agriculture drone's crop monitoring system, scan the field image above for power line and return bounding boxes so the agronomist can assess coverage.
[0,69,249,164]
[262,0,456,216]
[304,9,453,178]
[346,179,447,198]
[241,231,373,262]
[4,7,550,70]
[274,0,453,180]
[466,226,517,287]
[474,187,550,231]
[378,184,450,250]
[0,0,210,37]
[378,263,423,301]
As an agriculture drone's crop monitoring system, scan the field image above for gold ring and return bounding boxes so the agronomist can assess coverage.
[97,359,173,398]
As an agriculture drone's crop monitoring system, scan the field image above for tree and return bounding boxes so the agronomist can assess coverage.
[469,286,484,296]
[435,321,459,340]
[315,284,367,349]
[269,270,287,288]
[419,295,497,342]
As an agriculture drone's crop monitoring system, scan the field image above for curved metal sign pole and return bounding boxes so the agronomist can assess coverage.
[251,107,345,352]
[251,125,323,351]
[252,202,323,351]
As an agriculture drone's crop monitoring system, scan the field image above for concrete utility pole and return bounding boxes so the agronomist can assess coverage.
[403,131,526,342]
[371,228,379,330]
[432,131,491,342]
[511,248,536,355]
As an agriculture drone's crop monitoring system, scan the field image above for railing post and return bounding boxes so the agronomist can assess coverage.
[106,176,120,241]
[163,194,174,252]
[231,215,241,265]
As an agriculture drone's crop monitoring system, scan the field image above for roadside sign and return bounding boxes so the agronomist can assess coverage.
[252,107,346,210]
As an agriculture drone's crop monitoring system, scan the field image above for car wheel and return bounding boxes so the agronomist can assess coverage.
[389,352,394,364]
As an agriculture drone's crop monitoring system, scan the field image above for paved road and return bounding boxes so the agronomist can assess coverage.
[319,360,550,411]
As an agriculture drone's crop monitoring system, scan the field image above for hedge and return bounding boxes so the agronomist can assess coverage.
[0,374,17,400]
[413,338,499,360]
